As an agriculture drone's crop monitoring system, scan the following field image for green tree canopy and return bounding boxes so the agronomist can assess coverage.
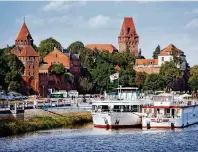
[67,41,84,54]
[0,52,24,91]
[136,72,147,88]
[38,37,62,58]
[144,73,165,91]
[78,77,93,94]
[49,63,65,76]
[189,65,198,92]
[153,45,160,59]
[159,61,183,90]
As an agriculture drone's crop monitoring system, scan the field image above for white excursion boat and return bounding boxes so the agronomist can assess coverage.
[142,93,198,129]
[91,87,152,129]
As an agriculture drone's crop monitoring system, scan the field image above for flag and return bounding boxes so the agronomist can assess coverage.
[110,72,119,82]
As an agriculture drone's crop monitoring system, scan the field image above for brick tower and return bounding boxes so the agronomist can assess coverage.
[118,17,139,56]
[11,20,40,94]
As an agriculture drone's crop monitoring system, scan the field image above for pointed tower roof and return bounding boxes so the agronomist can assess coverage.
[16,22,33,41]
[119,17,137,36]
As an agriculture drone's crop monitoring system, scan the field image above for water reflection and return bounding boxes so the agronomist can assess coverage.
[1,124,198,152]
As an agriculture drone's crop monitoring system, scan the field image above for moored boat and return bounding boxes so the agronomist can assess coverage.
[91,87,152,129]
[142,93,198,129]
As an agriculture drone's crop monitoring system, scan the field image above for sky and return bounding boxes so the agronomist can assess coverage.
[0,1,198,66]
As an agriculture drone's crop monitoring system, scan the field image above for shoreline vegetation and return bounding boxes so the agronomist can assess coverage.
[0,110,92,137]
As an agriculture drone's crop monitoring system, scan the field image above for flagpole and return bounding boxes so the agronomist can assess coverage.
[118,72,120,99]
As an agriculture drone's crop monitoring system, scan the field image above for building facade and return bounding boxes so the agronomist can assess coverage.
[118,17,139,56]
[11,21,40,94]
[134,44,187,74]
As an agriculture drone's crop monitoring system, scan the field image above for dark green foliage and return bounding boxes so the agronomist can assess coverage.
[144,73,165,91]
[67,41,84,54]
[189,65,198,92]
[159,61,183,90]
[153,45,160,59]
[0,49,24,91]
[38,37,62,58]
[49,63,65,76]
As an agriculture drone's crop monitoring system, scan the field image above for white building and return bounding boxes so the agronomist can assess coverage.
[134,44,187,74]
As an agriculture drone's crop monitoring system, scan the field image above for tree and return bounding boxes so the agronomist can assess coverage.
[0,52,24,91]
[136,72,147,88]
[136,48,145,59]
[159,61,183,90]
[49,63,65,76]
[67,41,84,54]
[144,73,165,91]
[189,65,198,92]
[119,66,136,87]
[78,77,93,93]
[153,45,160,59]
[38,37,62,58]
[112,52,136,69]
[8,81,20,91]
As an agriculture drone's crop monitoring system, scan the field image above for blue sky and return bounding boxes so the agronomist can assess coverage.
[0,1,198,66]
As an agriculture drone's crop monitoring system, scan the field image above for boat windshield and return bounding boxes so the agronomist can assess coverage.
[92,105,141,113]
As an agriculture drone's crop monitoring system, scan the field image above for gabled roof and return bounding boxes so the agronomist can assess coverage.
[119,17,137,36]
[85,44,118,53]
[135,59,158,65]
[159,44,182,56]
[11,45,40,57]
[43,47,70,68]
[16,22,33,41]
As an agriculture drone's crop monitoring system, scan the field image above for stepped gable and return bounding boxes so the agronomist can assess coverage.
[85,44,118,54]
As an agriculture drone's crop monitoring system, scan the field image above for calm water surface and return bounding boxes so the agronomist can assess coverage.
[1,124,198,152]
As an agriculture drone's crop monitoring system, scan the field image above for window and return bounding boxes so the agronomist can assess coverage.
[29,72,31,76]
[33,65,34,69]
[127,27,130,34]
[29,65,31,69]
[162,57,164,62]
[56,54,58,58]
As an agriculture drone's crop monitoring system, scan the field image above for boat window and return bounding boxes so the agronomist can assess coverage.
[101,105,109,112]
[131,105,139,112]
[92,105,97,111]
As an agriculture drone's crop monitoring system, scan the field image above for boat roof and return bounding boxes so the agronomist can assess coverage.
[92,99,153,105]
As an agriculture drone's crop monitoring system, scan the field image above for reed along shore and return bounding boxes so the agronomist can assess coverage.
[0,110,92,137]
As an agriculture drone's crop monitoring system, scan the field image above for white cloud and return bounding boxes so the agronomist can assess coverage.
[42,1,87,12]
[88,15,110,28]
[185,19,198,28]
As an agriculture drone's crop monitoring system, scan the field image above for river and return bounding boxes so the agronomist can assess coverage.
[1,124,198,152]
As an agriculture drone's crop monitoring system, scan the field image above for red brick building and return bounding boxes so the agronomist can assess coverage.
[118,17,139,56]
[11,21,40,94]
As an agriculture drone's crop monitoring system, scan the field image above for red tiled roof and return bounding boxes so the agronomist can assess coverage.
[11,45,40,57]
[43,48,70,68]
[135,59,158,65]
[85,44,118,53]
[19,45,40,57]
[119,17,137,36]
[16,23,33,41]
[159,44,181,56]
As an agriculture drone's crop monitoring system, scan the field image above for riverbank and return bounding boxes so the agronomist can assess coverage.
[0,109,92,137]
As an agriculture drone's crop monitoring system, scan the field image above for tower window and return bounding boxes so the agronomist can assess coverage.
[56,54,58,58]
[127,28,130,34]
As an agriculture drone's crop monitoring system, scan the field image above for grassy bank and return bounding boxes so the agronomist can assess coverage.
[0,111,92,137]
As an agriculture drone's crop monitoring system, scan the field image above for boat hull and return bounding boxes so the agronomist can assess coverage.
[142,105,198,129]
[92,112,142,128]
